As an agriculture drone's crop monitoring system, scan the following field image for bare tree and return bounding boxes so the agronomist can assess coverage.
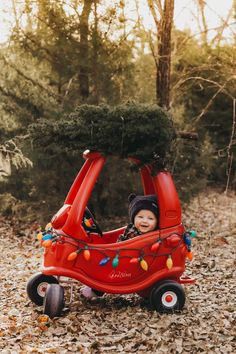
[195,0,235,45]
[79,0,94,101]
[147,0,175,110]
[11,0,20,32]
[210,1,235,46]
[91,0,99,104]
[196,0,208,44]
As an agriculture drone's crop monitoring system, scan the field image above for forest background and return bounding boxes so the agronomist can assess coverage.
[0,0,235,227]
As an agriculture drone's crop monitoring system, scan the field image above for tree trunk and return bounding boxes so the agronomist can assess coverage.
[157,0,174,110]
[79,0,93,102]
[91,0,99,104]
[147,0,175,110]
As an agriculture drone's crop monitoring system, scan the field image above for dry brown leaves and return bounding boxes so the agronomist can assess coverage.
[0,188,235,353]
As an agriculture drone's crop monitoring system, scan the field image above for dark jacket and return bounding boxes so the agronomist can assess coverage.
[117,223,142,242]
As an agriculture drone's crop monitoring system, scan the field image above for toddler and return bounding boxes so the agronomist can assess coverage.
[81,194,159,299]
[117,193,158,242]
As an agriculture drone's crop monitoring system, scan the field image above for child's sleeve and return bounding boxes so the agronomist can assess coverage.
[116,224,133,242]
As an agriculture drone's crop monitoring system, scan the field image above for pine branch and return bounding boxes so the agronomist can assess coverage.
[0,53,60,101]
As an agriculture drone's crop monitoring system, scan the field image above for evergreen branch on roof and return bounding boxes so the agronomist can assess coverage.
[29,103,176,169]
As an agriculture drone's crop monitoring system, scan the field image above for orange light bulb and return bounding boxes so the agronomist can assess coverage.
[83,249,91,261]
[187,251,193,261]
[42,239,52,248]
[67,252,78,261]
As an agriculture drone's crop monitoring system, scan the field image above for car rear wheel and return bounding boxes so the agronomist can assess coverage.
[26,273,59,306]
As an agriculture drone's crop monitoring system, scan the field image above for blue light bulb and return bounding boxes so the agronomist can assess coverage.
[184,235,192,247]
[99,257,110,266]
[42,233,52,241]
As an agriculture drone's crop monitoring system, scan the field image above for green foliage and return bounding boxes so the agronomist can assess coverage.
[0,47,61,131]
[11,0,137,108]
[29,103,176,169]
[172,39,236,187]
[171,134,215,201]
[133,54,156,103]
[93,39,136,104]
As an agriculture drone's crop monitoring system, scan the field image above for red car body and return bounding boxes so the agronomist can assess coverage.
[42,150,194,296]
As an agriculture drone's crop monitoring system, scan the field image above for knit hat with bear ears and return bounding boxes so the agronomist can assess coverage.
[128,193,159,224]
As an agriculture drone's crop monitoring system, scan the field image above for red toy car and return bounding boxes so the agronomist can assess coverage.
[27,150,196,318]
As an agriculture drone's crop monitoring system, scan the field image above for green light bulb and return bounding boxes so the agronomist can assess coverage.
[189,230,197,238]
[112,255,119,268]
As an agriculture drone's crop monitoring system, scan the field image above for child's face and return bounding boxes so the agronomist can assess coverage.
[134,209,158,233]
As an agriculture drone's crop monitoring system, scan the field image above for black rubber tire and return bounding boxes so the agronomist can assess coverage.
[92,289,104,297]
[43,284,65,319]
[150,280,186,313]
[26,273,59,306]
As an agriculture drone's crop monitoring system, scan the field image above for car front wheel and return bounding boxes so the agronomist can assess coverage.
[43,284,65,319]
[150,280,186,313]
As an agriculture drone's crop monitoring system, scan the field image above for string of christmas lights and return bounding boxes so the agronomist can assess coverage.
[37,224,196,272]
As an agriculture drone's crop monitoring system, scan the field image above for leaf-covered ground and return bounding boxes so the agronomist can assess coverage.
[0,189,235,353]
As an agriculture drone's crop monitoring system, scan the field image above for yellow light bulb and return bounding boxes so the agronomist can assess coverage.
[37,232,43,240]
[166,255,173,269]
[45,223,52,231]
[140,259,148,271]
[84,219,91,227]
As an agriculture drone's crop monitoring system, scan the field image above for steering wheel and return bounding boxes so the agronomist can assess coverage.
[83,207,103,236]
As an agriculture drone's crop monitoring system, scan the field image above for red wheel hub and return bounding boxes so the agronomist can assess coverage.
[165,294,173,303]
